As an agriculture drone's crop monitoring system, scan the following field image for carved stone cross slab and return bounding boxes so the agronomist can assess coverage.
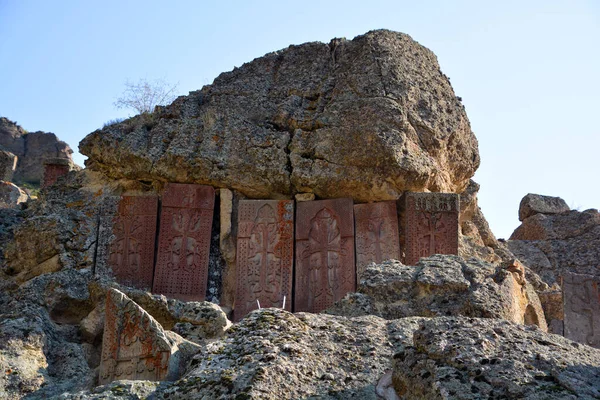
[295,198,355,313]
[563,271,600,348]
[404,192,459,265]
[153,183,215,301]
[354,201,400,276]
[103,196,158,290]
[42,158,70,188]
[99,289,174,384]
[234,200,294,321]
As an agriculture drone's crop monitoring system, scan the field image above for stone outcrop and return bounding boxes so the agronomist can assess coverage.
[519,193,571,221]
[0,149,17,181]
[0,117,76,186]
[0,182,28,209]
[393,317,600,399]
[326,255,547,332]
[80,30,479,201]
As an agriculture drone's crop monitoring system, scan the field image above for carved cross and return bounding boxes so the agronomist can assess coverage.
[569,278,600,346]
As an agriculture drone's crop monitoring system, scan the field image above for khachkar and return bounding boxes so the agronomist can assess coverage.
[295,198,355,313]
[107,196,159,290]
[42,157,70,188]
[354,201,400,276]
[99,289,173,384]
[563,271,600,348]
[404,192,459,265]
[234,200,294,321]
[153,183,215,301]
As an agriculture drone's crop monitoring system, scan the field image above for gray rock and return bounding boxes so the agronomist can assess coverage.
[0,181,28,209]
[0,149,17,181]
[327,255,547,332]
[0,117,76,186]
[393,317,600,399]
[80,30,479,201]
[519,193,570,221]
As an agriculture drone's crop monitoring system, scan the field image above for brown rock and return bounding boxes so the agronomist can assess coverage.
[518,193,570,221]
[0,149,17,182]
[80,30,479,201]
[0,181,28,209]
[563,271,600,348]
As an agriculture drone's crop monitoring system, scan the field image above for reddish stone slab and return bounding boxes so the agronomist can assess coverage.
[42,158,70,188]
[107,196,158,290]
[153,183,215,301]
[99,289,172,384]
[234,200,294,321]
[295,198,355,313]
[404,193,459,265]
[563,271,600,348]
[354,201,400,276]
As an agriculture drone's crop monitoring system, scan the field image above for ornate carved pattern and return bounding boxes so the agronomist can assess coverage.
[295,198,355,313]
[234,200,294,321]
[107,196,158,290]
[42,163,69,188]
[99,289,171,384]
[404,193,459,265]
[354,201,400,276]
[563,271,600,348]
[153,183,215,301]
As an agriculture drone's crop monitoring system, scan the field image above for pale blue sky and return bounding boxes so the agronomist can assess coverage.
[1,0,598,239]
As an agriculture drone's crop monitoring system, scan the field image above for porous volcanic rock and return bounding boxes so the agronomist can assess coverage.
[518,193,571,221]
[0,117,76,186]
[0,181,28,209]
[326,255,547,331]
[80,30,479,201]
[393,317,600,399]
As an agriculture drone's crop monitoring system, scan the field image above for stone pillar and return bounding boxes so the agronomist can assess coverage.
[42,157,70,188]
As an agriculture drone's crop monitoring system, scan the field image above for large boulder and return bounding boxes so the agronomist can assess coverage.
[0,182,28,209]
[518,193,570,221]
[0,117,76,186]
[393,317,600,399]
[326,255,547,332]
[80,30,479,201]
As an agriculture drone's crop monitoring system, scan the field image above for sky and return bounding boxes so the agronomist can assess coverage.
[0,0,598,239]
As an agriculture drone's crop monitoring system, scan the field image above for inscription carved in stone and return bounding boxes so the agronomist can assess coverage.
[99,289,172,384]
[153,183,215,301]
[107,196,158,290]
[234,200,294,321]
[563,271,600,348]
[295,198,355,313]
[42,158,70,188]
[354,201,400,276]
[404,192,459,265]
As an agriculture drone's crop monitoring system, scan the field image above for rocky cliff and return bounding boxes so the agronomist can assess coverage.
[0,117,76,186]
[80,30,479,201]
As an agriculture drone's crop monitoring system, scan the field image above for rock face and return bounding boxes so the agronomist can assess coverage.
[519,193,570,221]
[326,255,547,332]
[0,117,75,186]
[80,30,479,201]
[393,317,600,399]
[0,149,17,181]
[0,182,28,209]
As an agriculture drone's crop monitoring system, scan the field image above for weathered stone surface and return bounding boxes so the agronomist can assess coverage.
[404,192,459,265]
[295,198,355,313]
[0,148,17,181]
[234,200,294,321]
[153,183,215,302]
[393,317,600,399]
[354,201,400,277]
[80,30,479,201]
[42,157,71,188]
[0,181,28,209]
[508,207,600,286]
[0,117,76,186]
[99,289,199,385]
[105,196,158,290]
[563,271,600,348]
[519,193,570,221]
[327,255,547,331]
